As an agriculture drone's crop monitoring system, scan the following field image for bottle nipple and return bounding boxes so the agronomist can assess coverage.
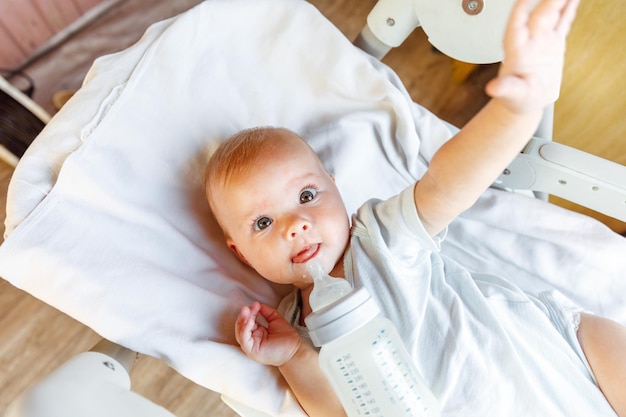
[307,259,352,312]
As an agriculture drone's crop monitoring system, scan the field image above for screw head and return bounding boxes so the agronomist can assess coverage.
[463,0,484,15]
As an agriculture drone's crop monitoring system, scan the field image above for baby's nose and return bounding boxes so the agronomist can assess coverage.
[287,217,310,239]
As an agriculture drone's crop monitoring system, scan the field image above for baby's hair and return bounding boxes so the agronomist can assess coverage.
[205,126,328,239]
[204,126,302,217]
[206,126,286,191]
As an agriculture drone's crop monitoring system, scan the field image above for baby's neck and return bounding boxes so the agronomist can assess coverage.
[300,286,314,324]
[329,257,345,279]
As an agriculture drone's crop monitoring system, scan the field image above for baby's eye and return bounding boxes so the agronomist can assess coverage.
[299,188,317,204]
[254,216,272,231]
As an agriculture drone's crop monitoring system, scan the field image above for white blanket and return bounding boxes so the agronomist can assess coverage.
[2,0,625,415]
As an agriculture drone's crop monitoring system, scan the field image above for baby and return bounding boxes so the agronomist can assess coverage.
[205,0,626,416]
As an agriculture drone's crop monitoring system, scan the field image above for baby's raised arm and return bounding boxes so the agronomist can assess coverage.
[414,0,579,236]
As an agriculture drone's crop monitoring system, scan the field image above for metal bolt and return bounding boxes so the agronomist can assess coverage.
[386,17,395,26]
[558,179,567,185]
[462,0,484,15]
[502,168,511,175]
[103,361,116,371]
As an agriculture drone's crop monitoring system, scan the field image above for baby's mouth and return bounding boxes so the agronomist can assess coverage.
[292,243,320,264]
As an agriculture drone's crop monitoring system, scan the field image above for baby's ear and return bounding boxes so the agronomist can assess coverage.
[227,239,249,265]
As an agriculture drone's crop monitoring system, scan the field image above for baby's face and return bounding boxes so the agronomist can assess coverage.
[213,132,349,289]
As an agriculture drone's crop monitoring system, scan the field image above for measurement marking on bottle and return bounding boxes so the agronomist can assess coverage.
[373,329,431,415]
[335,355,381,415]
[327,325,437,416]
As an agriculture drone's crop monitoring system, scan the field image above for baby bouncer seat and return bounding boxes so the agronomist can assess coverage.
[2,0,626,416]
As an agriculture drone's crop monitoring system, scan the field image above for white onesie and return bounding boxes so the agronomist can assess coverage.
[279,185,617,417]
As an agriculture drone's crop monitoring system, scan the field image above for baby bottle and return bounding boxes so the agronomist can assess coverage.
[304,260,440,417]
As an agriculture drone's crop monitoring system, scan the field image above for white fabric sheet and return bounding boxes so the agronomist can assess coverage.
[1,0,625,415]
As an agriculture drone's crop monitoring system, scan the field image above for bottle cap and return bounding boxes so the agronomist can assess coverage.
[305,287,380,346]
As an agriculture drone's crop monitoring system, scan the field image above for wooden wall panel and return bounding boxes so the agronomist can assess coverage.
[30,0,82,33]
[0,25,25,69]
[0,0,104,70]
[74,0,107,12]
[0,1,56,68]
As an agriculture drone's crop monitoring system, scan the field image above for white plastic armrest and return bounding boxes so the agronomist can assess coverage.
[495,138,626,222]
[354,0,420,59]
[5,340,176,417]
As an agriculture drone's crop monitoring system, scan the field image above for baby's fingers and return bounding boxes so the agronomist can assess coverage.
[235,303,261,348]
[554,0,579,36]
[529,0,579,36]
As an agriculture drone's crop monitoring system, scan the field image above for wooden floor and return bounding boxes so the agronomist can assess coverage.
[1,0,624,415]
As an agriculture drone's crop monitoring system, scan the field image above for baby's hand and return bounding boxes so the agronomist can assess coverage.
[235,302,303,366]
[486,0,579,113]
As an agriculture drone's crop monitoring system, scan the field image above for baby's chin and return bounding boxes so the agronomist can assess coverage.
[290,273,313,291]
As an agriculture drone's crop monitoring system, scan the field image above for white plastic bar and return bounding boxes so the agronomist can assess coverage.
[356,0,420,60]
[4,339,175,417]
[495,138,626,222]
